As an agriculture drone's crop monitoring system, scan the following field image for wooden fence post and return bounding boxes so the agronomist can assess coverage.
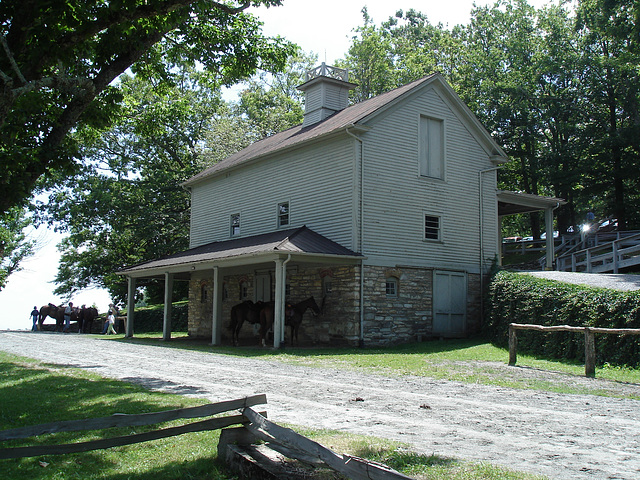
[508,324,517,366]
[584,328,596,377]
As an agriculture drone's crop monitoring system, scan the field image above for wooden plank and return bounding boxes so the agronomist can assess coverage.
[508,324,517,366]
[509,323,640,336]
[585,329,596,377]
[509,323,586,333]
[242,407,414,480]
[0,394,267,441]
[0,413,248,459]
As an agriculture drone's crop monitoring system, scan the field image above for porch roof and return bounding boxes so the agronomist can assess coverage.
[117,226,364,279]
[497,190,566,216]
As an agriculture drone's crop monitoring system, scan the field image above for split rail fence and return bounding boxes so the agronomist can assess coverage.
[508,323,640,377]
[0,394,413,480]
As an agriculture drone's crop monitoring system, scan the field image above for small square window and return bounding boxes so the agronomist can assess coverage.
[424,215,440,241]
[385,278,398,297]
[278,202,289,227]
[230,213,240,237]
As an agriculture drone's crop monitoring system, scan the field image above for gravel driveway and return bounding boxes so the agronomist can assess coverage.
[1,331,639,480]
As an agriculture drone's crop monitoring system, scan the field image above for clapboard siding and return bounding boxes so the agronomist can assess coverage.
[189,136,357,249]
[360,85,498,271]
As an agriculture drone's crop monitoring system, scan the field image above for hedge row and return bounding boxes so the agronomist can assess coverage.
[485,271,640,367]
[126,301,189,333]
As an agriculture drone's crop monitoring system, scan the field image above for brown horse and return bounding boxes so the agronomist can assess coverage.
[229,300,264,346]
[38,303,80,331]
[259,297,321,347]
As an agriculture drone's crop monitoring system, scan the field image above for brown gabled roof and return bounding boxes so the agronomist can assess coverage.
[118,226,363,277]
[183,75,437,187]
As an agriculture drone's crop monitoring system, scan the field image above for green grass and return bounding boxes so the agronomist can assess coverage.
[106,334,640,399]
[0,351,545,480]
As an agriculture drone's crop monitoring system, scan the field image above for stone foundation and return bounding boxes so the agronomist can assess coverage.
[187,264,482,347]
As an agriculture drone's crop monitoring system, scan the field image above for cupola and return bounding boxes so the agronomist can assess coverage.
[297,63,357,127]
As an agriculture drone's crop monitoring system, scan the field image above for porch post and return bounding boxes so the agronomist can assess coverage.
[162,272,173,341]
[273,258,284,348]
[498,215,504,266]
[126,276,135,338]
[211,266,222,345]
[545,206,554,270]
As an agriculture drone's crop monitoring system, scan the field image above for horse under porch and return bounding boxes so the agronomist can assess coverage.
[188,263,361,347]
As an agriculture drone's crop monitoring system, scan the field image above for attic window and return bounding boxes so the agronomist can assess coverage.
[278,202,289,228]
[419,115,445,179]
[230,213,240,237]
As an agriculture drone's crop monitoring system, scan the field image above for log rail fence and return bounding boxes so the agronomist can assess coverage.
[508,323,640,377]
[0,394,412,480]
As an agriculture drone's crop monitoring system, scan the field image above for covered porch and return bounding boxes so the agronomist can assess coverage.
[117,227,364,347]
[497,190,566,269]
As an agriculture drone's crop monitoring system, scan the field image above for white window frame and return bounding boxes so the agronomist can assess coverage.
[424,214,441,242]
[277,201,290,228]
[385,277,398,298]
[230,213,240,237]
[419,115,445,180]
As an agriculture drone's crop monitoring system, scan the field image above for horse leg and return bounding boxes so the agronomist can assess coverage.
[234,319,244,346]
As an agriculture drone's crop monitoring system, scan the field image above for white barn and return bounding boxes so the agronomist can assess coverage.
[119,64,562,347]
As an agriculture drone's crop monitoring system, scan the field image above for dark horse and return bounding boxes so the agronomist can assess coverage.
[78,305,99,333]
[259,297,321,347]
[229,300,264,346]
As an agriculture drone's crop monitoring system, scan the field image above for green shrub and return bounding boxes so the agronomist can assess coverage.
[485,271,640,367]
[128,301,189,333]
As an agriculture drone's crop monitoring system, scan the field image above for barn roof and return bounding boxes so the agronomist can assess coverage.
[118,226,363,278]
[183,73,507,187]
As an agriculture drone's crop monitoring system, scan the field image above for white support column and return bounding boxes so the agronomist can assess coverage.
[545,207,554,270]
[163,272,173,341]
[126,276,135,338]
[498,215,504,266]
[273,258,284,348]
[211,266,222,345]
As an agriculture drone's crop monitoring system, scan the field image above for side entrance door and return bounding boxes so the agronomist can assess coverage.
[433,270,466,337]
[255,274,271,302]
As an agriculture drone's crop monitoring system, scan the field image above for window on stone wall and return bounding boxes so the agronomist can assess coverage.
[200,284,208,303]
[239,280,248,300]
[285,283,291,297]
[223,283,228,301]
[323,276,333,295]
[385,277,398,298]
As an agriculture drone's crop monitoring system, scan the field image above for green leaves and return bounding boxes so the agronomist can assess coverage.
[0,0,294,214]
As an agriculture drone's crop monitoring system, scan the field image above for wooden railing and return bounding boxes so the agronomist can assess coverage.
[508,323,640,377]
[556,231,640,273]
[0,394,412,480]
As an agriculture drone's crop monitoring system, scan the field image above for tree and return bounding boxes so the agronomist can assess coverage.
[235,51,313,137]
[0,0,294,215]
[36,69,228,302]
[0,207,35,291]
[576,0,640,230]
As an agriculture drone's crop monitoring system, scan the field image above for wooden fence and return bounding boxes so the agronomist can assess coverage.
[0,394,412,480]
[508,323,640,377]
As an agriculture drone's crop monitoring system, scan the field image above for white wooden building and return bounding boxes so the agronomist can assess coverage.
[119,64,562,346]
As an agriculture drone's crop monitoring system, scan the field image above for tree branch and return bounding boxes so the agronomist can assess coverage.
[0,35,26,84]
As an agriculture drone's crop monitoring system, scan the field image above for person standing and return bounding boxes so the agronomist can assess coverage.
[30,306,39,331]
[63,302,73,333]
[106,311,117,335]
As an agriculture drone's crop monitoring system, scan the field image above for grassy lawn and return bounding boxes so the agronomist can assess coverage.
[0,351,546,480]
[115,334,640,399]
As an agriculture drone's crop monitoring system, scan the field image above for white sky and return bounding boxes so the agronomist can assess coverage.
[0,0,555,330]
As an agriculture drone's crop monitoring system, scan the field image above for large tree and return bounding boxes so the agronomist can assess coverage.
[0,0,293,215]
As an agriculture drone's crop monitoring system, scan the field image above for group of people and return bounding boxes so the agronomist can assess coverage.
[29,304,117,334]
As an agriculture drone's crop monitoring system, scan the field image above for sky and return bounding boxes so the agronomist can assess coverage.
[0,0,555,330]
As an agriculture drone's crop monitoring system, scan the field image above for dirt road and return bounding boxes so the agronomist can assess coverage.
[1,331,638,480]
